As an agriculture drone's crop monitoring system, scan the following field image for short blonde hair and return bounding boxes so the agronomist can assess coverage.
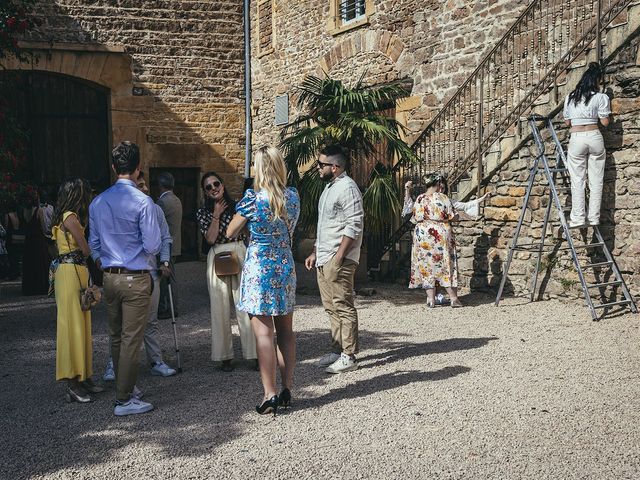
[253,145,287,220]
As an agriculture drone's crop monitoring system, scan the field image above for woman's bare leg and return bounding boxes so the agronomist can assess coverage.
[445,287,462,306]
[251,315,277,400]
[426,287,436,306]
[274,313,295,390]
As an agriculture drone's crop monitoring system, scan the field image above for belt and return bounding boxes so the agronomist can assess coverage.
[104,267,149,274]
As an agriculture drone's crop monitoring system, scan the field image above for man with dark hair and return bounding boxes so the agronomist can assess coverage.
[305,144,364,374]
[156,171,183,320]
[89,141,161,416]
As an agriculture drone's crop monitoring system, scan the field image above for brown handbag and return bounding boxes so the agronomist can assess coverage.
[214,250,240,276]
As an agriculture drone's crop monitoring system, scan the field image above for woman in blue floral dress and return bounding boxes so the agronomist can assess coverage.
[228,146,300,416]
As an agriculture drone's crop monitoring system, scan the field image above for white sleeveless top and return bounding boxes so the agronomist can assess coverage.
[563,92,611,126]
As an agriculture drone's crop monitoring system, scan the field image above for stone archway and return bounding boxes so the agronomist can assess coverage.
[4,42,150,176]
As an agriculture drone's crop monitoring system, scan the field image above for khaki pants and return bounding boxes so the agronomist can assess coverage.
[207,242,256,361]
[104,272,152,402]
[567,130,606,226]
[317,256,359,355]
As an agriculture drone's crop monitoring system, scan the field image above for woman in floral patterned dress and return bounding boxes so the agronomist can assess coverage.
[228,146,300,416]
[409,173,463,308]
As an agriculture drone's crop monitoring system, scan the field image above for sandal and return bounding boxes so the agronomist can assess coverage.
[450,300,463,308]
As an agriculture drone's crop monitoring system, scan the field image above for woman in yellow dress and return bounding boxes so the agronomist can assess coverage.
[51,179,103,403]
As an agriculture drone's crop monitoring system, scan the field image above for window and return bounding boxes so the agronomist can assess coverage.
[328,0,372,36]
[257,0,274,57]
[340,0,366,24]
[274,94,289,126]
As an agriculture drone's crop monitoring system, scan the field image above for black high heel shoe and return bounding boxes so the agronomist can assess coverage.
[256,395,279,417]
[278,388,291,409]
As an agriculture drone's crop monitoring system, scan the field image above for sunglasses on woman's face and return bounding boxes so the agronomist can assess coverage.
[205,181,222,191]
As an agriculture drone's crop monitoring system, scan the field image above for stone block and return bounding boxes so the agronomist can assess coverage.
[484,207,520,222]
[491,196,517,207]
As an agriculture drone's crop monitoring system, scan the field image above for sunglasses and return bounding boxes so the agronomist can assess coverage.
[205,181,222,191]
[316,160,334,168]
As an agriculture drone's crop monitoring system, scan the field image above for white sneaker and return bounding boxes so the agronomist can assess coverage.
[318,352,341,367]
[132,385,144,400]
[325,353,358,374]
[103,359,115,382]
[114,398,154,416]
[150,361,177,377]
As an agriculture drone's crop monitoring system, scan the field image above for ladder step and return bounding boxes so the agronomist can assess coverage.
[592,300,632,310]
[586,281,622,288]
[583,261,613,268]
[548,168,568,173]
[555,242,605,250]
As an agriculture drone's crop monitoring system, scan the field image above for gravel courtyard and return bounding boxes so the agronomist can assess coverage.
[1,261,638,480]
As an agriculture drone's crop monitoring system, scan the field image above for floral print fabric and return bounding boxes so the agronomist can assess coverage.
[236,187,300,315]
[409,192,458,289]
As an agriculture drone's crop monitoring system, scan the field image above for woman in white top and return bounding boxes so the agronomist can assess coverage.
[563,62,611,228]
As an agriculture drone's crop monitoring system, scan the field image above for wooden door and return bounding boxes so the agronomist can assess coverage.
[1,71,111,195]
[150,168,200,261]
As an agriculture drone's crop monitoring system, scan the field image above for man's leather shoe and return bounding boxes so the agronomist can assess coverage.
[157,311,178,320]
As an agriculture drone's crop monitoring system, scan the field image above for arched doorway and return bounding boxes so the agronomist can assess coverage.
[1,71,111,194]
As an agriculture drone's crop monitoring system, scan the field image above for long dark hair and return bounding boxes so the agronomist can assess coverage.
[568,62,602,107]
[201,171,235,215]
[51,179,92,231]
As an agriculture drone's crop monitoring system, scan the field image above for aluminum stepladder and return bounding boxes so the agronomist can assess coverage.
[495,114,637,320]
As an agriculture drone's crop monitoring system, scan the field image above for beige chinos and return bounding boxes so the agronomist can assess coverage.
[104,272,153,402]
[207,241,256,361]
[317,256,359,355]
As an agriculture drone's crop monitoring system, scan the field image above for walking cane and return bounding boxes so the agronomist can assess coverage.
[168,281,183,373]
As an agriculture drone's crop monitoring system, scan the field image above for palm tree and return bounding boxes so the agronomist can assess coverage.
[280,74,417,236]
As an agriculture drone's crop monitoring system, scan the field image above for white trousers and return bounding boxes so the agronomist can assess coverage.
[206,241,256,361]
[567,130,606,227]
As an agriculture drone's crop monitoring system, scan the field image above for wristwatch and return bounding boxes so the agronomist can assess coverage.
[162,261,170,267]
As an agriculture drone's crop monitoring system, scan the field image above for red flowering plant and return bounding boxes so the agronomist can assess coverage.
[0,172,37,213]
[0,0,37,63]
[0,1,38,212]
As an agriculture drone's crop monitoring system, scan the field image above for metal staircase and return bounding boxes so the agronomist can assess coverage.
[371,0,640,273]
[495,115,637,320]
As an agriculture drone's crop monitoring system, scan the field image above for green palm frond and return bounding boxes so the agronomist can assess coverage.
[297,167,325,233]
[279,74,416,234]
[362,164,401,234]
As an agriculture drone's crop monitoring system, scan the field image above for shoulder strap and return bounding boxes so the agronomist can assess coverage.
[62,225,91,289]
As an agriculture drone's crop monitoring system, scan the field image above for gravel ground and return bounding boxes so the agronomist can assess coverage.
[1,261,639,480]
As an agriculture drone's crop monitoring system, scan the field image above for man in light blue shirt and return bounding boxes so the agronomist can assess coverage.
[89,141,161,416]
[100,173,177,383]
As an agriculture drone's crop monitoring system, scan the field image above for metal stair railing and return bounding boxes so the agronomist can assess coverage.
[371,0,633,272]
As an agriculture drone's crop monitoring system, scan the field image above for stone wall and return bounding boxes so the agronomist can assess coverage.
[250,0,529,149]
[16,0,247,194]
[454,33,640,300]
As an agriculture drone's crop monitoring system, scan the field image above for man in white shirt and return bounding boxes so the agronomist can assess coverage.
[305,145,364,374]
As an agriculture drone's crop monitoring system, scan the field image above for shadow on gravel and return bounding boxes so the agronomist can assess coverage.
[0,261,496,479]
[295,365,472,411]
[357,336,498,369]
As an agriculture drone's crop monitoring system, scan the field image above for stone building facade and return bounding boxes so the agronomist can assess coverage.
[4,0,248,258]
[455,34,640,300]
[250,0,640,302]
[249,0,529,148]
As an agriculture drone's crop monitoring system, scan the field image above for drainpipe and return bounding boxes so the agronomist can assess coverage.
[244,0,252,178]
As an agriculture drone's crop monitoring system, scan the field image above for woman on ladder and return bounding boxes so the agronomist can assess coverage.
[563,62,612,229]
